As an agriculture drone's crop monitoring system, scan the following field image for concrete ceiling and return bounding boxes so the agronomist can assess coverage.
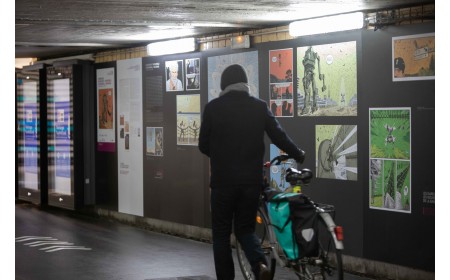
[16,0,434,60]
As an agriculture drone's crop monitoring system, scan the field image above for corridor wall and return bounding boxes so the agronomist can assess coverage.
[92,22,434,272]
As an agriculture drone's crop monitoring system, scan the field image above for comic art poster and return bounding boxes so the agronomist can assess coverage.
[269,48,294,117]
[166,60,184,91]
[186,58,200,90]
[369,108,411,213]
[297,41,357,116]
[98,89,113,129]
[315,125,357,181]
[96,67,116,152]
[392,33,435,81]
[207,51,259,101]
[269,144,297,192]
[146,127,163,156]
[176,94,201,145]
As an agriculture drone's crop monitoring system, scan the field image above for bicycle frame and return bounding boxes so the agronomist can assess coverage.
[260,196,344,267]
[318,211,344,250]
[236,154,344,280]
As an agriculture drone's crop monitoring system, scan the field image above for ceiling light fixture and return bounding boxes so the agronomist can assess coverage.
[230,35,250,49]
[146,38,197,56]
[289,12,364,37]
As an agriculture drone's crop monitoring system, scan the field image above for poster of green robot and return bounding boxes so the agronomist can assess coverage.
[315,125,357,180]
[369,108,411,213]
[176,94,201,146]
[297,41,357,116]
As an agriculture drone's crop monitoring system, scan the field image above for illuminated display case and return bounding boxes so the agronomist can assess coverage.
[46,59,95,210]
[16,63,48,205]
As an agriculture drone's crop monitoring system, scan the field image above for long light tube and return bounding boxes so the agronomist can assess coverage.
[289,12,364,37]
[147,38,197,56]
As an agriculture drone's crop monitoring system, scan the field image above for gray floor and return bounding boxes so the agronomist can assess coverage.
[16,201,373,280]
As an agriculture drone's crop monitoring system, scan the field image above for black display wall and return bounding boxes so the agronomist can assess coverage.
[142,54,209,227]
[94,62,118,210]
[93,22,434,272]
[361,22,434,271]
[255,30,364,258]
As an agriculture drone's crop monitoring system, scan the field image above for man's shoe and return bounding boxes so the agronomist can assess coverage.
[258,263,271,280]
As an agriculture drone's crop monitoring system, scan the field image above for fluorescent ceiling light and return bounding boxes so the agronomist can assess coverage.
[289,12,364,37]
[147,38,197,56]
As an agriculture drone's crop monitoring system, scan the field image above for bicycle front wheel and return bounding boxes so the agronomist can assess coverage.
[235,207,276,280]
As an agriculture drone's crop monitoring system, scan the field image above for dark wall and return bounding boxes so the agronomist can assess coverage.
[94,62,118,210]
[361,22,435,271]
[256,30,365,258]
[93,22,434,271]
[142,54,209,227]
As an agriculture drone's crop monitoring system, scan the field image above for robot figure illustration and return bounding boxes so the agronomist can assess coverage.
[301,46,326,115]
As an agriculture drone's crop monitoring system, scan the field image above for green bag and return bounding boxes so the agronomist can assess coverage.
[268,192,300,260]
[267,191,319,260]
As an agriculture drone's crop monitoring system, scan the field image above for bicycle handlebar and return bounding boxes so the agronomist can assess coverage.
[263,154,291,168]
[264,155,313,186]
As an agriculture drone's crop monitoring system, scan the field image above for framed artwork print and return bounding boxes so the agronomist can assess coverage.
[392,33,435,82]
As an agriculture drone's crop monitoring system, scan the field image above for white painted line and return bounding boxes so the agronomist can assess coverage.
[15,236,56,242]
[27,241,73,247]
[17,236,91,253]
[44,247,92,253]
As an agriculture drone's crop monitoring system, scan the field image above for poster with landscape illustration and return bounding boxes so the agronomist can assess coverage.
[297,41,357,116]
[176,94,201,146]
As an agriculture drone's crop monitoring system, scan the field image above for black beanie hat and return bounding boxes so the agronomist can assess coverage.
[220,64,248,90]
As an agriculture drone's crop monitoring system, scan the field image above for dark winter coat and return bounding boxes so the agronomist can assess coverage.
[198,89,304,188]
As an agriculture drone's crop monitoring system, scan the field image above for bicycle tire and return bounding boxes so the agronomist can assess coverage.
[294,215,343,280]
[236,207,276,280]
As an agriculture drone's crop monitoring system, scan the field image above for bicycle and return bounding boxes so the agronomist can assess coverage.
[235,154,344,280]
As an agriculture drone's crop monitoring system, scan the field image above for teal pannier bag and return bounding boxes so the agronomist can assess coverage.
[267,192,300,260]
[266,190,319,260]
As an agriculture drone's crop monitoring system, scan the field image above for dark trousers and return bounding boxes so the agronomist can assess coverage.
[210,185,267,280]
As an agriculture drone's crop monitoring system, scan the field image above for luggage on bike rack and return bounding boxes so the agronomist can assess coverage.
[265,189,319,260]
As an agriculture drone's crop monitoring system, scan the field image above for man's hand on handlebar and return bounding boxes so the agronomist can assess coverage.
[296,149,306,164]
[267,149,306,166]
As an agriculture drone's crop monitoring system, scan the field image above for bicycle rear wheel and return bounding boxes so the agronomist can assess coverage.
[236,207,276,280]
[298,218,344,280]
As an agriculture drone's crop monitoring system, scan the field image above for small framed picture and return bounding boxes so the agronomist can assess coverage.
[165,60,184,91]
[392,33,435,82]
[185,58,200,91]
